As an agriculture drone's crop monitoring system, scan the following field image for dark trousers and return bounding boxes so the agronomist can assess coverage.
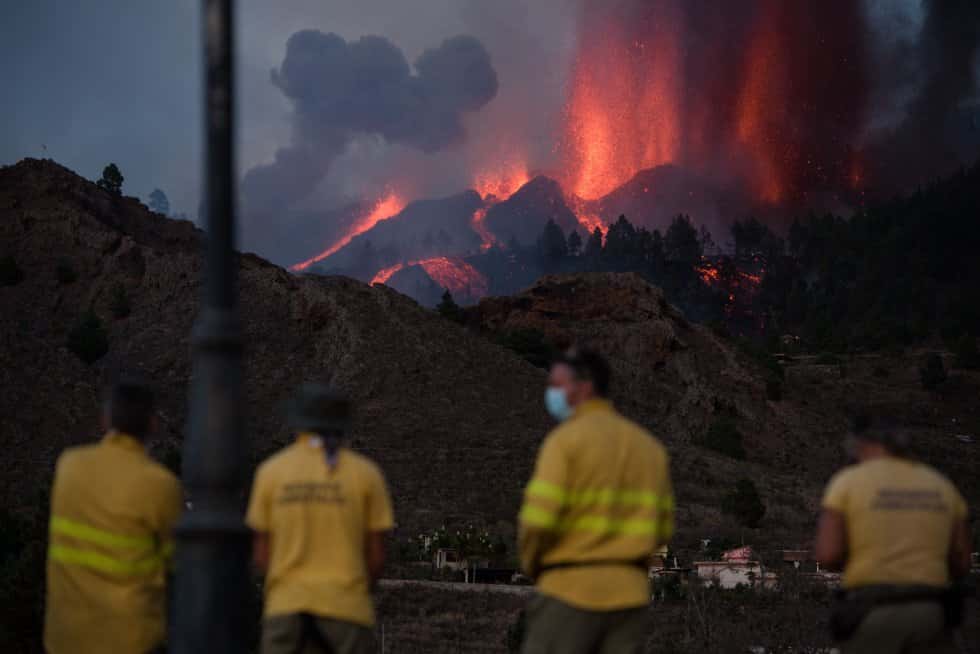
[842,602,955,654]
[261,613,375,654]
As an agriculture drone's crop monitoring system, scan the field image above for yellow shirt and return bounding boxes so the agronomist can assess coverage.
[246,436,394,626]
[822,457,968,589]
[44,432,182,654]
[518,399,674,611]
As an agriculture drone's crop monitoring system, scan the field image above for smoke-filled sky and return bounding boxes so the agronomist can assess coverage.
[3,0,977,259]
[1,0,577,221]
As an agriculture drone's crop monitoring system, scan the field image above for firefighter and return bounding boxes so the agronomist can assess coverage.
[44,379,182,654]
[247,383,394,654]
[519,348,674,654]
[815,416,973,653]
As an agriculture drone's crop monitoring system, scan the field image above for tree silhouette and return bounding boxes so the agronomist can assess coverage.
[437,289,464,323]
[567,229,583,257]
[97,163,124,196]
[584,227,603,261]
[664,214,701,265]
[148,189,170,215]
[537,219,568,261]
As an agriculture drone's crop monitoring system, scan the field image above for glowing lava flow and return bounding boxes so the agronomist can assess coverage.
[470,164,530,251]
[370,262,406,285]
[371,257,488,297]
[291,192,406,272]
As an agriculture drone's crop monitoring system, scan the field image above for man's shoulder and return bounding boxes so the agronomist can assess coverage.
[256,442,303,474]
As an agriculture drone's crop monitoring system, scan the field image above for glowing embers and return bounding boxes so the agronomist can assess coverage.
[292,192,406,272]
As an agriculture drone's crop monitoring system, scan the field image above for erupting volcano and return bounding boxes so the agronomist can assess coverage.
[559,0,868,206]
[286,0,979,309]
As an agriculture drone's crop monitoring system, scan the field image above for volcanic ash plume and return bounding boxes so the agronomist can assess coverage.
[241,30,498,251]
[867,0,980,192]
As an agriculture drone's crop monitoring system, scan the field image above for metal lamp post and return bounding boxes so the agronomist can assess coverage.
[172,0,250,651]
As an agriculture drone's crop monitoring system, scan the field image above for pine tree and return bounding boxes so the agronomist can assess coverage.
[148,188,170,215]
[584,227,603,261]
[537,219,568,261]
[567,229,583,256]
[97,163,124,196]
[437,290,464,324]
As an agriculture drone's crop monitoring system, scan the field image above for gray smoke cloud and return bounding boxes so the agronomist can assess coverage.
[868,0,980,191]
[242,30,498,237]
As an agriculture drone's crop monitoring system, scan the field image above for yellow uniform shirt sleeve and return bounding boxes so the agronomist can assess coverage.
[656,453,675,548]
[245,465,273,532]
[821,469,851,513]
[518,434,568,575]
[366,466,395,532]
[151,472,183,562]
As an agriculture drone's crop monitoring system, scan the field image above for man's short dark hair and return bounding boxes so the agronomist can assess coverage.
[556,347,612,397]
[853,413,911,456]
[105,379,156,438]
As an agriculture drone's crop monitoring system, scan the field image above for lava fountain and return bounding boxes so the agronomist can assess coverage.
[559,0,869,207]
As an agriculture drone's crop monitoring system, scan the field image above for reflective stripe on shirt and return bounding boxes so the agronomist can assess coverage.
[48,545,164,576]
[49,515,167,577]
[526,480,675,510]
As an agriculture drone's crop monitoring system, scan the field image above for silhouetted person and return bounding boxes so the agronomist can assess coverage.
[247,383,394,654]
[519,348,674,654]
[44,380,182,654]
[815,417,972,653]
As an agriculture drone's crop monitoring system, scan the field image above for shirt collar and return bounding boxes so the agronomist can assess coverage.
[572,398,613,418]
[102,430,145,452]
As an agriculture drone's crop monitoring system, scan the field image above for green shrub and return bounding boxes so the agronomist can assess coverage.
[55,260,78,285]
[66,311,109,364]
[722,479,766,528]
[699,418,746,459]
[495,328,555,369]
[110,283,131,319]
[0,255,24,286]
[919,352,947,391]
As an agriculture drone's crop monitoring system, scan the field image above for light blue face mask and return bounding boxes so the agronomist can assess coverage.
[545,387,573,422]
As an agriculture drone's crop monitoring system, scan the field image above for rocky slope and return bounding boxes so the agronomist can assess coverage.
[0,159,547,534]
[2,158,977,547]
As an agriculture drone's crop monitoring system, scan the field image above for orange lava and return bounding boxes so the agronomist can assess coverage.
[734,0,788,204]
[419,257,488,297]
[696,265,721,285]
[472,162,530,202]
[470,161,531,251]
[371,257,488,298]
[470,206,495,251]
[292,192,406,272]
[560,2,683,200]
[370,262,406,285]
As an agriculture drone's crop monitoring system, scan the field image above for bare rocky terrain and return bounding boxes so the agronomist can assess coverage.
[1,158,977,651]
